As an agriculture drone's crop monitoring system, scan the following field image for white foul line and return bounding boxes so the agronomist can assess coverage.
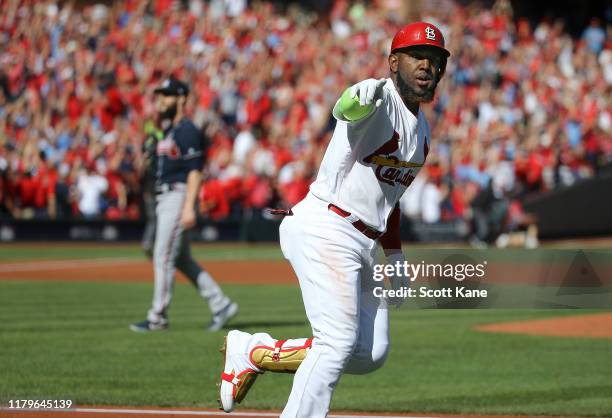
[0,406,435,418]
[75,408,275,416]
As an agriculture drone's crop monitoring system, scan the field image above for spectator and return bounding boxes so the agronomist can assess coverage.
[75,164,108,219]
[582,18,606,55]
[421,180,443,224]
[0,0,608,229]
[53,163,72,219]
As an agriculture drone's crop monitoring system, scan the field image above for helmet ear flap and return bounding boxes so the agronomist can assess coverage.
[437,56,447,81]
[438,57,448,82]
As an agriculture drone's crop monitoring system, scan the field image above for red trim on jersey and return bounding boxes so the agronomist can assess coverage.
[379,204,401,251]
[363,131,400,163]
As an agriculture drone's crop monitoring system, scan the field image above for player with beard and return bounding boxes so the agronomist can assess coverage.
[217,22,450,416]
[130,77,238,333]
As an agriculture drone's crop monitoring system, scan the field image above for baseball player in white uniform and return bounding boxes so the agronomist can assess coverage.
[217,22,450,417]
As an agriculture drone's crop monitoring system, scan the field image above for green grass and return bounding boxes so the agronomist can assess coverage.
[1,279,611,416]
[2,243,611,263]
[0,243,285,261]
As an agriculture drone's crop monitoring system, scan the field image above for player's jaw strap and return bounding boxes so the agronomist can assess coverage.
[249,338,313,373]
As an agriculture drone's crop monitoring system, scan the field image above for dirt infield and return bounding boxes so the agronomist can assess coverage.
[0,406,579,418]
[476,312,612,339]
[1,257,611,286]
[0,259,297,284]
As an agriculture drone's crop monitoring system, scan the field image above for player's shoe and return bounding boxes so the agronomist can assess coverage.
[525,234,539,249]
[495,233,510,248]
[129,319,169,332]
[217,330,259,412]
[207,301,239,332]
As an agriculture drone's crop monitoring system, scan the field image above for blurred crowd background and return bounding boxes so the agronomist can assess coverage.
[0,0,610,229]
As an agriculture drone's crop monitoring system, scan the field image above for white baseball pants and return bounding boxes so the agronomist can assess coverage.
[274,192,390,417]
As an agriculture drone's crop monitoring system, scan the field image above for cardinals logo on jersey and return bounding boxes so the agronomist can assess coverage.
[157,133,181,159]
[363,131,429,187]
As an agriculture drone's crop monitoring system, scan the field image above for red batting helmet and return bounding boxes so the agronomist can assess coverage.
[391,22,450,57]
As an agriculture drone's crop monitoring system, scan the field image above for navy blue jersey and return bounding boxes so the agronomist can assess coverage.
[156,118,206,185]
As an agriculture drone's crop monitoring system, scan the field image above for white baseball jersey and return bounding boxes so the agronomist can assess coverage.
[310,78,431,232]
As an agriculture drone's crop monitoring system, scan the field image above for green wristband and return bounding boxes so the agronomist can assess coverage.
[338,88,375,121]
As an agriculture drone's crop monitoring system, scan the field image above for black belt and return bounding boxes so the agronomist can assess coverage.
[155,183,186,194]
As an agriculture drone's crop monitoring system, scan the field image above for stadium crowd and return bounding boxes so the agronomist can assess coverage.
[0,0,610,226]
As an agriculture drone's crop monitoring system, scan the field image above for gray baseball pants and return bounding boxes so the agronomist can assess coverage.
[147,188,229,323]
[141,191,157,256]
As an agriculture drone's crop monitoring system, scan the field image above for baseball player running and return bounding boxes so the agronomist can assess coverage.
[217,22,450,416]
[130,77,238,332]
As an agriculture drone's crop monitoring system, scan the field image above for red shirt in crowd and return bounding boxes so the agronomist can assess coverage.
[280,178,309,206]
[199,179,230,221]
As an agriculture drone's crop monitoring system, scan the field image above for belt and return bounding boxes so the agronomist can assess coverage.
[156,182,186,194]
[328,204,383,240]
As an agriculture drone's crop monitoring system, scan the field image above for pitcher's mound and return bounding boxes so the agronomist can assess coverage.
[476,313,612,339]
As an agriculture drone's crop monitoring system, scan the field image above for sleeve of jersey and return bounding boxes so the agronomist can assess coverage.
[180,127,205,172]
[379,204,401,251]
